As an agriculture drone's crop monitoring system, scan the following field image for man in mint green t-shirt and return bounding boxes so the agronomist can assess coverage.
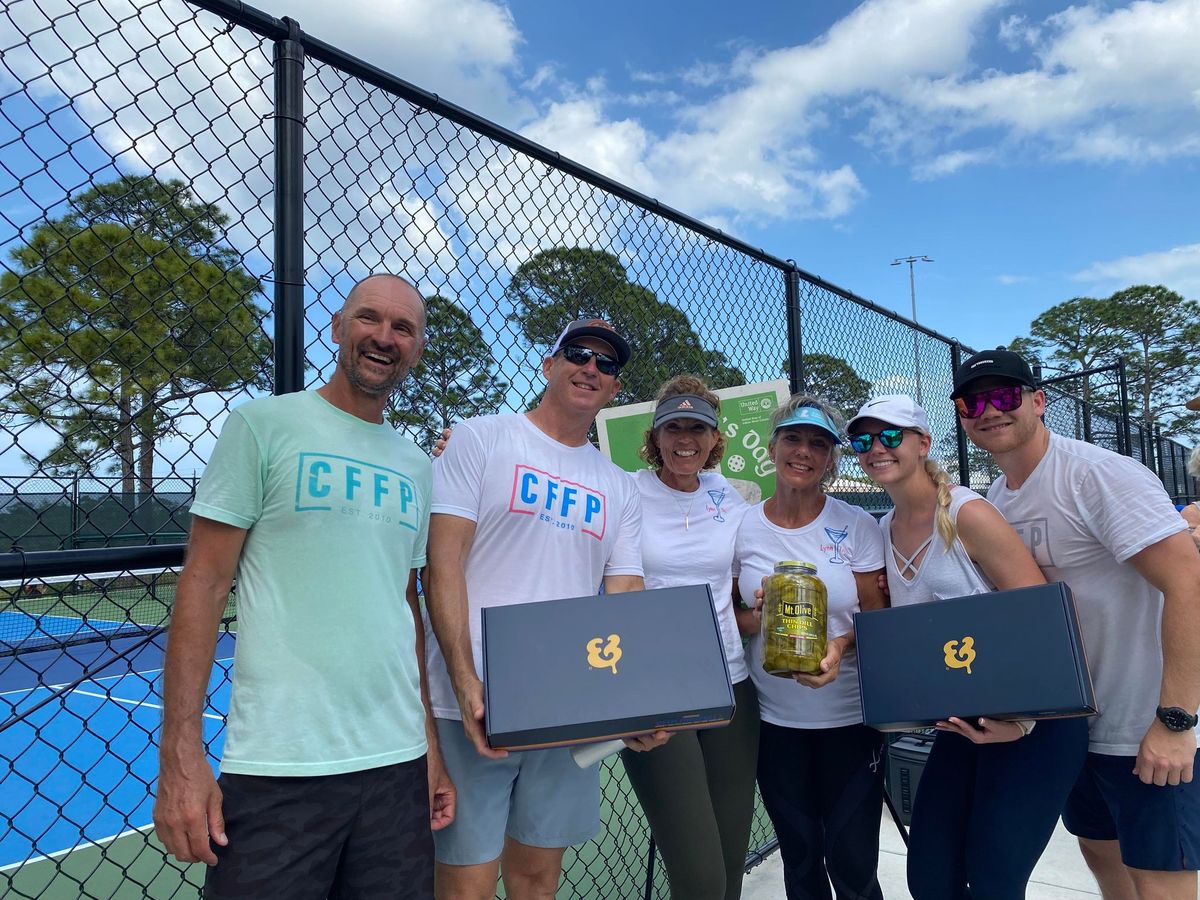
[153,274,454,900]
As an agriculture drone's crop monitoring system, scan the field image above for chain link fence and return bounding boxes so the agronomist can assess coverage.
[1,0,1196,896]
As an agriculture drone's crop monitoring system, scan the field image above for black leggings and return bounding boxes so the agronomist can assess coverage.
[757,721,885,900]
[621,678,761,900]
[906,716,1090,900]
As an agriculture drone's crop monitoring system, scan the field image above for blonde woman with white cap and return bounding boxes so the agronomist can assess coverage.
[847,394,1090,900]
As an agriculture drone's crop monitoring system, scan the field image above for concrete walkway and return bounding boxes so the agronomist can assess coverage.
[742,818,1102,899]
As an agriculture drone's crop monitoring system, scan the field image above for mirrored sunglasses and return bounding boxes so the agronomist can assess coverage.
[955,384,1024,419]
[848,427,906,454]
[557,343,621,376]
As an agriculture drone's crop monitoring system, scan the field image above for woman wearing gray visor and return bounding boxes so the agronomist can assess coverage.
[619,375,759,900]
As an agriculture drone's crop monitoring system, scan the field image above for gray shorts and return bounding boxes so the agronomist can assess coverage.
[432,718,600,865]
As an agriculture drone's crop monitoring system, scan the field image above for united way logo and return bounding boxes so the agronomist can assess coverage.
[508,465,607,540]
[295,453,421,531]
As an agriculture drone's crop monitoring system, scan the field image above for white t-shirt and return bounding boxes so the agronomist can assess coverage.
[634,468,749,683]
[425,414,644,720]
[881,486,994,608]
[733,496,885,729]
[988,431,1191,755]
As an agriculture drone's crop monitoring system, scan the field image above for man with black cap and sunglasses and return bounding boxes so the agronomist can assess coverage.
[425,318,668,900]
[952,348,1200,899]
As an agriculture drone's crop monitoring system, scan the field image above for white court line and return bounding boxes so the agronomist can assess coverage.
[0,656,235,699]
[0,822,155,874]
[87,655,235,684]
[69,689,225,722]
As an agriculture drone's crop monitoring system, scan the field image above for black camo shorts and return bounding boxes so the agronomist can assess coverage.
[203,756,433,899]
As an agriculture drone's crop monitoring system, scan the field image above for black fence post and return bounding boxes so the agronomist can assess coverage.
[643,835,657,900]
[951,344,971,490]
[273,17,306,395]
[785,263,803,395]
[69,474,80,551]
[1154,424,1166,488]
[1117,358,1131,458]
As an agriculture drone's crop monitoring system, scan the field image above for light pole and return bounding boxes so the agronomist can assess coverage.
[891,255,933,404]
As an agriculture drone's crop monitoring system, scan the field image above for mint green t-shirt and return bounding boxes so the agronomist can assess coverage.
[191,391,431,776]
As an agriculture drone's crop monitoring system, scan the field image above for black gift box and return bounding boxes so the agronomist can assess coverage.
[855,582,1096,731]
[482,584,735,750]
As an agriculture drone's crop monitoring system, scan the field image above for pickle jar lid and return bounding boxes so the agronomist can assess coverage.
[775,560,817,573]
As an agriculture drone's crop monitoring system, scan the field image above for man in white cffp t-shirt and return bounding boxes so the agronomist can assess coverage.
[952,348,1200,900]
[424,318,669,900]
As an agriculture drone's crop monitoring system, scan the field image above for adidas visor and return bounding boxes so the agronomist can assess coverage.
[652,394,719,429]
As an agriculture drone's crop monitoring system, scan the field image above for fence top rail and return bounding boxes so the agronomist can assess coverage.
[0,545,186,581]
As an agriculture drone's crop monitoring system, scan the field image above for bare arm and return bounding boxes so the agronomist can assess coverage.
[601,573,645,593]
[956,499,1047,591]
[732,577,761,637]
[1128,531,1200,786]
[153,516,245,865]
[425,512,506,758]
[407,569,455,829]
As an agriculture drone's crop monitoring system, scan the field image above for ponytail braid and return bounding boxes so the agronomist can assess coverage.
[924,458,957,549]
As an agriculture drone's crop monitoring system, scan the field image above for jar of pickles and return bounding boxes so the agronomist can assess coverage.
[761,561,828,676]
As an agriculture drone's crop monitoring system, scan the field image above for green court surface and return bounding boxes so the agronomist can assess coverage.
[4,829,205,900]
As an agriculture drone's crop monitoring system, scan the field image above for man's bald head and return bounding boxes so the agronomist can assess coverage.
[343,274,427,329]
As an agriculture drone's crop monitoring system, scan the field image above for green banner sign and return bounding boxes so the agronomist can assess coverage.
[596,380,790,503]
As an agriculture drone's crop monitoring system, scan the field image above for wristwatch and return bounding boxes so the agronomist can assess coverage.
[1155,706,1199,732]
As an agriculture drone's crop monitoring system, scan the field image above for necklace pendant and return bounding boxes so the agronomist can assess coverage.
[685,514,689,530]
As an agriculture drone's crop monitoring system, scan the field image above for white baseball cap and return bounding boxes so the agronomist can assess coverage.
[847,394,931,435]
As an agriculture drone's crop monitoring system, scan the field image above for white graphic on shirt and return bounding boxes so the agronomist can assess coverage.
[1008,517,1054,567]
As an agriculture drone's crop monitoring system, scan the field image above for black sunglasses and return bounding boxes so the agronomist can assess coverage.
[556,344,621,376]
[955,385,1024,419]
[848,428,906,454]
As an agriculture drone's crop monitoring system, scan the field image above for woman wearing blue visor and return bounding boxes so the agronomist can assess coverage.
[733,395,888,900]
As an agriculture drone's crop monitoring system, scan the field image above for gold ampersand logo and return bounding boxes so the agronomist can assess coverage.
[944,636,976,674]
[587,634,622,674]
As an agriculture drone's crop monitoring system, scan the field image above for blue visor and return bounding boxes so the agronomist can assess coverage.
[772,406,842,444]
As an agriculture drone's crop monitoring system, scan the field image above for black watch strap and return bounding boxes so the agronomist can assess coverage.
[1156,706,1199,732]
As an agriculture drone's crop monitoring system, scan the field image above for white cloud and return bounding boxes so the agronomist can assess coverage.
[522,99,656,195]
[891,0,1200,165]
[997,274,1033,285]
[521,0,1200,220]
[512,0,998,221]
[524,64,557,92]
[266,0,530,124]
[624,90,684,108]
[680,61,728,88]
[1074,244,1200,297]
[913,149,995,180]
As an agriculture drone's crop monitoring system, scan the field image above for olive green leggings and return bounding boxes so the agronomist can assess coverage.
[620,678,761,900]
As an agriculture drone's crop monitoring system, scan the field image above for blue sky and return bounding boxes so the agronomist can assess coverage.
[252,0,1200,351]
